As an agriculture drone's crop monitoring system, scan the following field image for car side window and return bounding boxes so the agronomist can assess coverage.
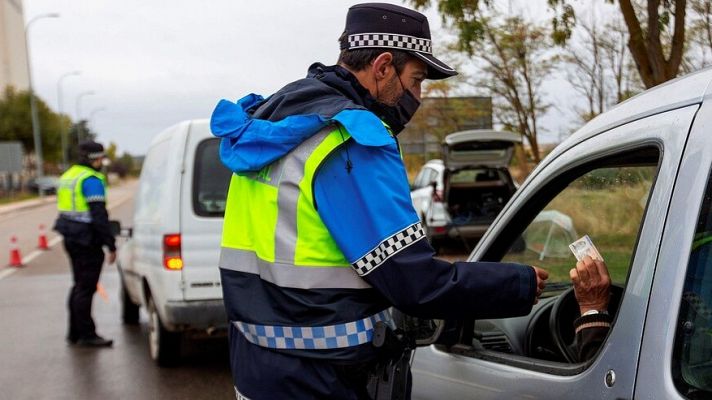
[463,148,660,367]
[501,164,655,285]
[673,173,712,397]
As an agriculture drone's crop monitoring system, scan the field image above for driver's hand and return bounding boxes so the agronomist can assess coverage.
[532,266,549,304]
[570,256,611,314]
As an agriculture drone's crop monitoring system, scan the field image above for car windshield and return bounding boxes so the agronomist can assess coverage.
[449,168,504,184]
[501,165,657,295]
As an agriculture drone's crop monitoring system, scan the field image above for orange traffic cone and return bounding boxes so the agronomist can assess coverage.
[38,224,49,250]
[9,236,22,267]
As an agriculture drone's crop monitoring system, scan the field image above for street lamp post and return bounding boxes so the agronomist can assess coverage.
[75,91,95,142]
[24,12,60,196]
[88,107,106,130]
[57,70,81,170]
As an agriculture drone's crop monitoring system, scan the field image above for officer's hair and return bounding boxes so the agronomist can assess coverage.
[337,32,411,73]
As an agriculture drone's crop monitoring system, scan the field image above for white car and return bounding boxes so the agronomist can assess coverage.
[411,68,712,399]
[410,130,521,251]
[117,120,232,366]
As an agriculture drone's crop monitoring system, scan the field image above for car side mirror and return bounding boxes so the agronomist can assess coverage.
[109,220,121,237]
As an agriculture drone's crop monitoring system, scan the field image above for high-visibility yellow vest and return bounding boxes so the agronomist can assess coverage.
[57,164,107,223]
[219,125,370,290]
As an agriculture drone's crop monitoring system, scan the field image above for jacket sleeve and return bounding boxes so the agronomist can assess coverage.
[313,140,536,320]
[572,313,611,362]
[82,177,116,252]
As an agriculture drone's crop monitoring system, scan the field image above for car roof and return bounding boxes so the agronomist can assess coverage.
[550,67,712,159]
[149,119,211,147]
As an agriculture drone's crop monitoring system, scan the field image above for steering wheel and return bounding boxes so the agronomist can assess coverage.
[549,284,624,363]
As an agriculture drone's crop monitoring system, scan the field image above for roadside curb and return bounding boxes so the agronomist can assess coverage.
[0,196,56,217]
[0,179,135,218]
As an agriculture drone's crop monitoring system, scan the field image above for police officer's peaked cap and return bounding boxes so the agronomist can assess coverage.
[78,140,105,160]
[340,2,457,80]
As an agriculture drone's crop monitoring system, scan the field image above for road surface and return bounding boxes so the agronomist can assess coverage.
[0,180,234,399]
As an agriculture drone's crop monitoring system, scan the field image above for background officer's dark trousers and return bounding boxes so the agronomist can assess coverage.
[64,241,105,341]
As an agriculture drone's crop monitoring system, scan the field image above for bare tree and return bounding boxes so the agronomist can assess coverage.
[563,12,645,123]
[467,16,555,163]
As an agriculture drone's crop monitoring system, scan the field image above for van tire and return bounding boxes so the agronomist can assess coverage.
[121,281,140,325]
[147,296,181,367]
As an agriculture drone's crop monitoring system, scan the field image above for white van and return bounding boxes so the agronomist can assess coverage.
[117,119,232,366]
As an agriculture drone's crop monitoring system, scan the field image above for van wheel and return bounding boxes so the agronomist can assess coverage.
[147,297,181,367]
[121,281,140,325]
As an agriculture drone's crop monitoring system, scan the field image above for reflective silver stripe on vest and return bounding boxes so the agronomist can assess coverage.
[59,211,91,223]
[219,247,371,290]
[273,126,334,264]
[71,171,90,212]
[233,309,394,350]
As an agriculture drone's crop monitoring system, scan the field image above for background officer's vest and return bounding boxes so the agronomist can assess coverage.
[57,165,107,223]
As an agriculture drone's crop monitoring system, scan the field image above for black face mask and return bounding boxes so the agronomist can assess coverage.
[370,76,421,135]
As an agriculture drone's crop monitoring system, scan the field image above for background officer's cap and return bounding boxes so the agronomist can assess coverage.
[78,140,105,160]
[340,2,457,80]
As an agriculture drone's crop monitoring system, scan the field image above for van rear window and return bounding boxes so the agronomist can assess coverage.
[193,138,231,217]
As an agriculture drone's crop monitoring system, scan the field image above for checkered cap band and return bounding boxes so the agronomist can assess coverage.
[347,33,432,54]
[353,222,426,276]
[233,310,394,350]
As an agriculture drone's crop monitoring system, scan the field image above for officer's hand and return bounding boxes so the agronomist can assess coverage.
[532,266,549,304]
[107,251,117,265]
[570,256,610,314]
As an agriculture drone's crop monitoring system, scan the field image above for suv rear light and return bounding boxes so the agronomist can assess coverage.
[163,234,183,270]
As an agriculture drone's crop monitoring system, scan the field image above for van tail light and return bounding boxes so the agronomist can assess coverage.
[163,234,183,270]
[432,189,444,202]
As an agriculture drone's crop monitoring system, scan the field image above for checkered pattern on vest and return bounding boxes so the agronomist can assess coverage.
[347,33,432,54]
[353,222,426,276]
[233,310,394,350]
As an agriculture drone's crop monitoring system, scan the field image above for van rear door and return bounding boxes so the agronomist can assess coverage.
[179,121,232,301]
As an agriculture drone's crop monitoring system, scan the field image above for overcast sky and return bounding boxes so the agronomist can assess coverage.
[24,0,568,155]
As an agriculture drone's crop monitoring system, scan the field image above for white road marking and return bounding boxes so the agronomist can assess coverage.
[0,268,17,280]
[0,192,132,281]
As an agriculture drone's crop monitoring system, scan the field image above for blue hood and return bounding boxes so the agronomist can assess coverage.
[210,66,393,174]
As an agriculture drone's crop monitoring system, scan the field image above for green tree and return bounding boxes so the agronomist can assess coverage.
[66,120,97,163]
[106,142,118,161]
[549,0,687,88]
[0,85,67,163]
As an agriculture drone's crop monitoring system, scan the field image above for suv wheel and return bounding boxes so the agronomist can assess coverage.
[147,296,181,366]
[120,280,139,325]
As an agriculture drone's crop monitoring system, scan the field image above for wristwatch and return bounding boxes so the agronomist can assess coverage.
[582,309,609,316]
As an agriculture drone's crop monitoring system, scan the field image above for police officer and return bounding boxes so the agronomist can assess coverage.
[54,140,116,347]
[211,3,548,399]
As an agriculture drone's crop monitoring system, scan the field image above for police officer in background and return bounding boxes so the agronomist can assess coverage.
[54,140,116,347]
[211,3,547,399]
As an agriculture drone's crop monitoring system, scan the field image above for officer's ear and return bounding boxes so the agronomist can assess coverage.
[371,52,396,82]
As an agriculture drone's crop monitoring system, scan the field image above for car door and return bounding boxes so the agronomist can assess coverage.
[635,98,712,399]
[410,105,698,400]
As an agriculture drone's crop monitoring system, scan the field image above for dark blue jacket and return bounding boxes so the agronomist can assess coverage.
[212,63,536,399]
